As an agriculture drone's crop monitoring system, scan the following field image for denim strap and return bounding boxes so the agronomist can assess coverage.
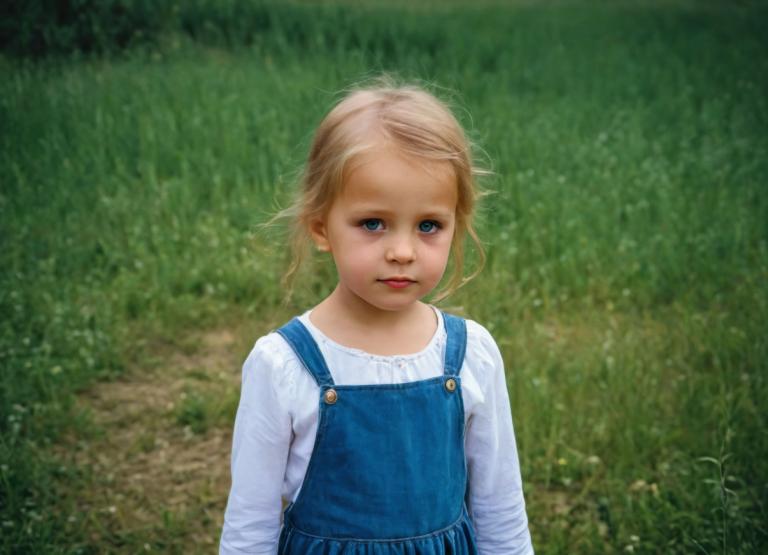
[276,318,335,388]
[442,312,467,376]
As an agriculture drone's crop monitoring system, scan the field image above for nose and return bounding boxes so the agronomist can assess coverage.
[385,232,416,264]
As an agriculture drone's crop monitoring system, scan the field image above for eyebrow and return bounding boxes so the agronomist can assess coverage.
[349,207,454,220]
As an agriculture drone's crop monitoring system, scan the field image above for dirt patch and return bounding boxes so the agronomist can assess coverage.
[53,328,248,553]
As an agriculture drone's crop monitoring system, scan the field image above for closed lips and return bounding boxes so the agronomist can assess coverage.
[380,278,415,288]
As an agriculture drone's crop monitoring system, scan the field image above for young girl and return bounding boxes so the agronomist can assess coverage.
[219,79,533,555]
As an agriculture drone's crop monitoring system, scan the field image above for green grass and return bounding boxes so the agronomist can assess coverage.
[1,1,767,553]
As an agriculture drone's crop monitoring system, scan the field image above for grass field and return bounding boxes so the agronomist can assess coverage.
[1,1,767,553]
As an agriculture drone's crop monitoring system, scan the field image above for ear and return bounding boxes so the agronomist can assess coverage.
[309,217,331,253]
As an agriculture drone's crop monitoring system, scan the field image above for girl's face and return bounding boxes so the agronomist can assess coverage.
[310,145,457,315]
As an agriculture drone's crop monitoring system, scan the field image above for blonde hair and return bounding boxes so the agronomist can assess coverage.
[277,75,489,302]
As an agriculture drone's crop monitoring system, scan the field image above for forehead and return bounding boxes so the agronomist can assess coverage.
[339,144,457,207]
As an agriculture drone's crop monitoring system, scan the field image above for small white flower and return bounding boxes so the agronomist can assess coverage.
[629,479,648,492]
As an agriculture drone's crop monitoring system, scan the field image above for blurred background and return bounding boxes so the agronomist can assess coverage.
[1,1,766,553]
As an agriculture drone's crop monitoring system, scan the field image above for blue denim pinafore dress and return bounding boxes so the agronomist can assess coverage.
[275,312,478,554]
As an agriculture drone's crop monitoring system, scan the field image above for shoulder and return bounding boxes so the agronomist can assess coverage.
[464,318,499,347]
[241,331,308,395]
[441,310,503,363]
[465,318,503,363]
[456,317,506,385]
[243,332,292,369]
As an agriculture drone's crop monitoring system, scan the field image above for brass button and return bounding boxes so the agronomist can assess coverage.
[324,388,338,405]
[445,378,457,392]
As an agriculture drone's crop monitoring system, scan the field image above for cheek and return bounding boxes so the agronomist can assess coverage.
[334,250,375,282]
[433,233,455,258]
[424,240,453,275]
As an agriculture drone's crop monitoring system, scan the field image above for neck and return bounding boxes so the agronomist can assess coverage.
[308,285,438,355]
[325,284,428,329]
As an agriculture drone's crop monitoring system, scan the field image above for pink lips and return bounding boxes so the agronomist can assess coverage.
[380,278,415,289]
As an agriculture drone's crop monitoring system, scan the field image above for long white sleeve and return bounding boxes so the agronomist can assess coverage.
[219,339,292,554]
[464,325,534,555]
[219,309,533,554]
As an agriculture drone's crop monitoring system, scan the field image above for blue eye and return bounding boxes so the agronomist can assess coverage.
[361,219,383,231]
[419,220,440,233]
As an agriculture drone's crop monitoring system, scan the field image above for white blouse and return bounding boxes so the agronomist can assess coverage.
[220,308,534,555]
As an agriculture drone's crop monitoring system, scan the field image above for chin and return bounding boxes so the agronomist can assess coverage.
[374,296,427,313]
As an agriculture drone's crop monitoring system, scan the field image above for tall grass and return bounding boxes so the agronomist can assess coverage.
[1,1,767,552]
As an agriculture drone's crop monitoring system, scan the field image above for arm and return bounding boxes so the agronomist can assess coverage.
[220,336,293,555]
[465,324,534,555]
